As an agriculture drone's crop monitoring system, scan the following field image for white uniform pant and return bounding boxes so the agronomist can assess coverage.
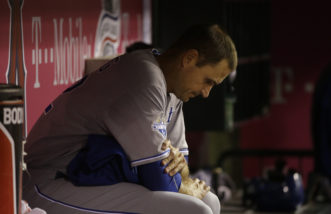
[23,171,220,214]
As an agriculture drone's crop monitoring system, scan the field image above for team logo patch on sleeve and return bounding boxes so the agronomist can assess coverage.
[152,117,167,138]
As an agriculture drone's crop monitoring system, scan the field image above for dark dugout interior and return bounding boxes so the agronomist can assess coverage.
[152,0,271,131]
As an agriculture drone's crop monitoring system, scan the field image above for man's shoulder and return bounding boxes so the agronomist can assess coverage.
[127,49,160,73]
[124,50,165,88]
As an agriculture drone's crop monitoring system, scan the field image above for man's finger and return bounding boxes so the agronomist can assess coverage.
[202,188,210,199]
[168,161,185,176]
[161,151,174,166]
[164,150,182,168]
[204,185,210,192]
[165,153,187,175]
[161,140,171,150]
[164,157,178,172]
[162,145,180,166]
[164,154,184,173]
[194,178,199,188]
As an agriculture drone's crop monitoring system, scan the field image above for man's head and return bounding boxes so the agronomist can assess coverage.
[159,24,237,102]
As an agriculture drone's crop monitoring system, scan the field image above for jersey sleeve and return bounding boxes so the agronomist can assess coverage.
[166,99,189,157]
[99,54,170,167]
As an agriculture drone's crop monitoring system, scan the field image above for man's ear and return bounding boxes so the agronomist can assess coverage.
[182,49,199,67]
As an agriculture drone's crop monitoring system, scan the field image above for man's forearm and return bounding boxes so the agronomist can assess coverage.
[179,177,194,195]
[180,163,190,179]
[178,163,193,195]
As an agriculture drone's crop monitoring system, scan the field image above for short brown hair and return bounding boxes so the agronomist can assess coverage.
[169,24,237,70]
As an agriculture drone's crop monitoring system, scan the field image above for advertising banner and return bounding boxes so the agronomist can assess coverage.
[0,0,151,134]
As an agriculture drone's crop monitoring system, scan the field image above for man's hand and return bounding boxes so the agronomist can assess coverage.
[161,140,210,199]
[161,140,187,177]
[179,177,210,200]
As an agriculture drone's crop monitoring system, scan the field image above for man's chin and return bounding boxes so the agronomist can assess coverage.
[174,93,192,102]
[177,96,189,102]
[183,98,189,102]
[182,96,191,102]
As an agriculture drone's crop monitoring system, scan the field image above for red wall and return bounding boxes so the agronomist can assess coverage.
[0,0,151,135]
[240,0,331,182]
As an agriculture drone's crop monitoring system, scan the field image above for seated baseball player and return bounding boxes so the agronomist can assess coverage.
[23,24,237,214]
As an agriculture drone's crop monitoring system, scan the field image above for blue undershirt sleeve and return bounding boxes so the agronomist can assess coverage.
[137,160,182,192]
[184,155,189,164]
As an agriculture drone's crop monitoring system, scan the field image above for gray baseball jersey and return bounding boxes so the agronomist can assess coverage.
[25,49,188,172]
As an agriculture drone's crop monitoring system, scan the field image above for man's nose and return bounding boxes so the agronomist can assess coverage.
[201,86,212,98]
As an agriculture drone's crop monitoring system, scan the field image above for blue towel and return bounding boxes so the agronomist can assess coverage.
[66,135,139,186]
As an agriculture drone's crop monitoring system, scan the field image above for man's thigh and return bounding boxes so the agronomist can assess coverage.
[23,177,214,214]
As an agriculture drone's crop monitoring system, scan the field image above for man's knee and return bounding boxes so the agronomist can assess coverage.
[202,192,221,214]
[187,198,213,214]
[160,192,213,214]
